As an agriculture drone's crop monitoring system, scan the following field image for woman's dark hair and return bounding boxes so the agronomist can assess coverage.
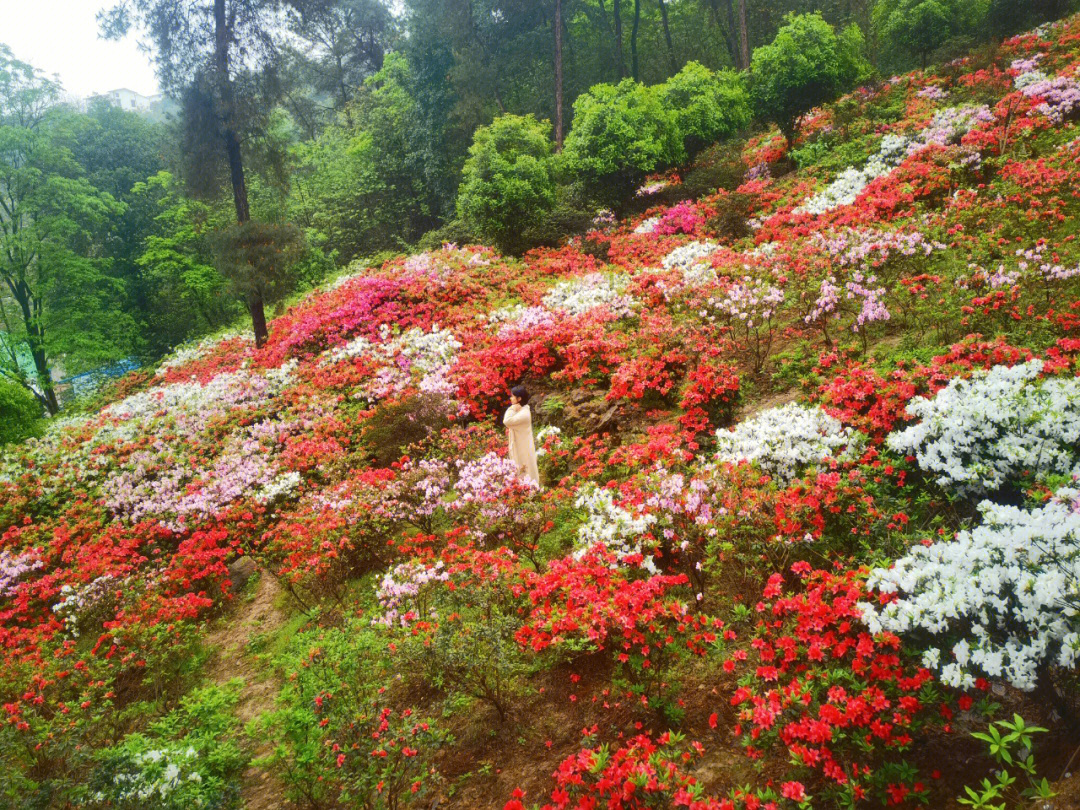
[510,385,530,405]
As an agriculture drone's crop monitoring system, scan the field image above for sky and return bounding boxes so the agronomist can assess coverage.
[0,0,160,99]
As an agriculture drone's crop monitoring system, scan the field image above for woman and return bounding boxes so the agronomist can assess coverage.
[503,385,541,488]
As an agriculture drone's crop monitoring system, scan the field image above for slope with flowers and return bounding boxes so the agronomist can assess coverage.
[5,15,1080,810]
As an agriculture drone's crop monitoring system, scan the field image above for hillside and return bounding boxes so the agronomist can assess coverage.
[4,14,1080,810]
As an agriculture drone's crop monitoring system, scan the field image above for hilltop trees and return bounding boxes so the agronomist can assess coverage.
[748,12,871,145]
[457,114,557,254]
[100,0,305,347]
[873,0,988,68]
[0,47,132,414]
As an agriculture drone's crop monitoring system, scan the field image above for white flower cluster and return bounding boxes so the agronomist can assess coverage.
[92,744,204,804]
[714,402,866,483]
[794,134,911,215]
[860,492,1080,691]
[659,241,720,294]
[795,106,991,216]
[886,360,1080,495]
[485,303,558,337]
[535,425,563,456]
[633,216,661,235]
[573,484,659,573]
[542,273,636,317]
[254,471,303,505]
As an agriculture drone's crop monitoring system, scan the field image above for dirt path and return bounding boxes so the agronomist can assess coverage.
[205,566,291,810]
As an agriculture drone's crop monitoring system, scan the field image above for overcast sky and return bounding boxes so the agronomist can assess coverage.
[0,0,160,98]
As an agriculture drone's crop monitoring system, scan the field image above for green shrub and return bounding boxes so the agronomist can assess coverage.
[749,13,872,144]
[873,0,987,70]
[456,114,557,255]
[257,618,446,809]
[417,218,476,252]
[0,379,43,445]
[661,62,751,157]
[393,578,531,723]
[560,79,684,204]
[82,684,246,810]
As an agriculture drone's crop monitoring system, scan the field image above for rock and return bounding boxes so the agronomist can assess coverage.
[228,555,258,592]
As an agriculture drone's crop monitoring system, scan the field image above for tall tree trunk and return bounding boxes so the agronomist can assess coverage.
[630,0,641,81]
[658,0,676,75]
[12,284,58,414]
[613,0,625,79]
[596,0,616,81]
[214,0,266,346]
[723,0,746,70]
[554,0,564,148]
[736,0,750,71]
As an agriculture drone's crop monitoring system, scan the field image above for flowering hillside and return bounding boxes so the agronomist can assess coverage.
[6,16,1080,810]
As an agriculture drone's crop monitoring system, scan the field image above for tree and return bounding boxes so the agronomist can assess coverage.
[100,0,299,347]
[872,0,986,69]
[456,114,557,254]
[554,0,565,147]
[661,61,750,156]
[560,78,683,202]
[748,13,871,145]
[213,221,306,337]
[290,52,440,263]
[281,0,397,135]
[0,47,131,414]
[129,172,237,355]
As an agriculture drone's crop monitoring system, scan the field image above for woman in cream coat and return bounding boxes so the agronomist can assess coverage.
[503,385,541,488]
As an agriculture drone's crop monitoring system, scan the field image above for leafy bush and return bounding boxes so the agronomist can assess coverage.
[873,0,986,69]
[560,79,683,203]
[660,62,751,156]
[83,684,246,810]
[749,13,871,144]
[257,618,446,809]
[384,550,531,722]
[456,114,557,255]
[0,379,42,445]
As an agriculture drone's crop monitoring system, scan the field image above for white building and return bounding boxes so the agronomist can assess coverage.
[96,88,163,112]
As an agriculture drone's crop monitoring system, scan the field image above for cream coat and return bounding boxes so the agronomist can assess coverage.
[503,404,541,488]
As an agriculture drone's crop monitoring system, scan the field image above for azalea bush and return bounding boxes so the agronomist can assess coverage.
[714,403,866,484]
[730,566,949,808]
[861,489,1080,692]
[256,616,447,809]
[83,684,246,810]
[886,359,1080,496]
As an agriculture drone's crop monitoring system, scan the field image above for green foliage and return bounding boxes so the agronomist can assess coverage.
[128,172,238,357]
[290,52,440,264]
[456,114,557,255]
[213,221,306,309]
[0,377,43,445]
[0,46,136,412]
[661,62,751,156]
[873,0,988,69]
[749,13,872,144]
[393,581,532,722]
[959,715,1056,809]
[257,617,447,809]
[560,78,684,203]
[82,684,246,810]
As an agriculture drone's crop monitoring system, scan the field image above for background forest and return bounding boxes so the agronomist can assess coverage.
[1,0,1074,434]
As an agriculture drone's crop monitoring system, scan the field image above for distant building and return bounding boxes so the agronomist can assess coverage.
[94,87,164,113]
